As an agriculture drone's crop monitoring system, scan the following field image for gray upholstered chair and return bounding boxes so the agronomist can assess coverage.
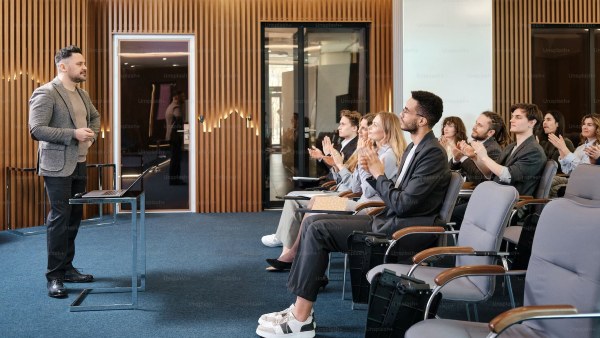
[405,177,600,338]
[339,171,464,303]
[503,160,558,245]
[367,181,519,319]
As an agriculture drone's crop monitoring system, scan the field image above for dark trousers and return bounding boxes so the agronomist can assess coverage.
[44,162,87,280]
[287,214,373,302]
[169,134,183,183]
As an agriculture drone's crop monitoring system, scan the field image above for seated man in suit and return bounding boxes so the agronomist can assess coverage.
[449,111,507,185]
[451,103,547,226]
[255,91,450,338]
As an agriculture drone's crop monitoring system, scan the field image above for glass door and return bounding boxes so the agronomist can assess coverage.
[113,35,196,212]
[262,24,369,208]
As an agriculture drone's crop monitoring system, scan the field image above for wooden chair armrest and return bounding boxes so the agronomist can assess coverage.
[514,198,551,209]
[489,305,577,334]
[434,265,506,286]
[518,195,533,200]
[354,201,385,213]
[367,206,386,216]
[297,208,354,215]
[337,190,353,197]
[412,246,474,264]
[321,180,336,188]
[556,173,569,178]
[462,181,475,190]
[344,192,363,199]
[391,226,446,240]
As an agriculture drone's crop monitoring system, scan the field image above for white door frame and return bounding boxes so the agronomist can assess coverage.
[112,34,197,212]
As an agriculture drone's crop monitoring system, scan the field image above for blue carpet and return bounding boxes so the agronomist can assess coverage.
[0,212,521,337]
[0,212,368,337]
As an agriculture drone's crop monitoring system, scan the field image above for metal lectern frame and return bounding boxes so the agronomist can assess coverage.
[68,191,146,311]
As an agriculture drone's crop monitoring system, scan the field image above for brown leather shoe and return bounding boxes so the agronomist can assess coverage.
[64,268,94,283]
[47,279,67,298]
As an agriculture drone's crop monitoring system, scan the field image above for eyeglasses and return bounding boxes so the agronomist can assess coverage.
[401,107,424,117]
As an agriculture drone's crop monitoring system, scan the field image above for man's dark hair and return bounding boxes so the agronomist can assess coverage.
[54,45,83,65]
[537,110,567,142]
[481,111,510,147]
[411,90,443,128]
[510,103,543,133]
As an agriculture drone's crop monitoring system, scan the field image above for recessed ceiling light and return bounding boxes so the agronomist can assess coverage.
[163,57,167,61]
[130,65,135,68]
[124,62,128,65]
[173,64,178,67]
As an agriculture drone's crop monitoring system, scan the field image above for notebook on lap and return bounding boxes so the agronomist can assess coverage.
[81,167,152,198]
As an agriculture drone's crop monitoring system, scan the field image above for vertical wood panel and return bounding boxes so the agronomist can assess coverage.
[1,0,89,229]
[2,0,394,225]
[493,0,600,121]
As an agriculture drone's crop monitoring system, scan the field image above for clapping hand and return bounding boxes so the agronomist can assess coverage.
[470,141,487,159]
[584,144,600,162]
[547,133,568,153]
[457,140,476,159]
[321,136,333,156]
[359,147,384,178]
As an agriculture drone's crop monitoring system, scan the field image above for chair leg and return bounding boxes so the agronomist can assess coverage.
[465,303,471,321]
[473,303,479,322]
[342,253,348,300]
[504,275,516,308]
[326,252,331,279]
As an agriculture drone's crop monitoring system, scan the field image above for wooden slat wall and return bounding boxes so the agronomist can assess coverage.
[89,0,392,213]
[493,0,600,120]
[0,0,92,230]
[1,0,392,228]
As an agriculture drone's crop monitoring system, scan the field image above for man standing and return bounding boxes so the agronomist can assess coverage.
[29,45,100,298]
[449,111,506,185]
[255,91,450,338]
[165,90,186,185]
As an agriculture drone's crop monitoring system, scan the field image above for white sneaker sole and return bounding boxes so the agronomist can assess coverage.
[255,327,315,338]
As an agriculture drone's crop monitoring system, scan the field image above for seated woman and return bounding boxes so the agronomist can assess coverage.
[438,116,467,159]
[537,110,575,197]
[549,113,600,175]
[266,112,406,271]
[260,111,363,248]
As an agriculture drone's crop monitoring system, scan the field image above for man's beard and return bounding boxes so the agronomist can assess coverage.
[471,132,486,141]
[401,119,418,134]
[70,73,86,83]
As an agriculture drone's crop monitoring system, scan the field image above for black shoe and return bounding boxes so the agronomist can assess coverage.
[266,258,292,271]
[64,268,94,283]
[47,279,67,298]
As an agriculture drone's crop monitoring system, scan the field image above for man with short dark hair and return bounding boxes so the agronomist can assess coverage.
[255,91,450,338]
[29,45,100,298]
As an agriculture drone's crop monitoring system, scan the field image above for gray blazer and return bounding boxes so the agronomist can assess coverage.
[492,135,546,196]
[28,77,101,177]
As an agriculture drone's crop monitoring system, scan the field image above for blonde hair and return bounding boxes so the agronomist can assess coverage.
[376,112,406,167]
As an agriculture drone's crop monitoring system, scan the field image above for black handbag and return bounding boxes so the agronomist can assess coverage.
[347,231,390,304]
[365,269,442,338]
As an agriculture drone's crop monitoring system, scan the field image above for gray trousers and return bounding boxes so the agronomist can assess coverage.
[287,214,373,302]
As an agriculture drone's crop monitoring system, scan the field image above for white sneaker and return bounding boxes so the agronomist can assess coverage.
[258,304,315,326]
[261,234,283,247]
[256,311,315,338]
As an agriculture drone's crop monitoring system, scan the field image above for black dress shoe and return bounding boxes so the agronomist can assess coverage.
[64,268,94,283]
[47,279,67,298]
[266,258,292,271]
